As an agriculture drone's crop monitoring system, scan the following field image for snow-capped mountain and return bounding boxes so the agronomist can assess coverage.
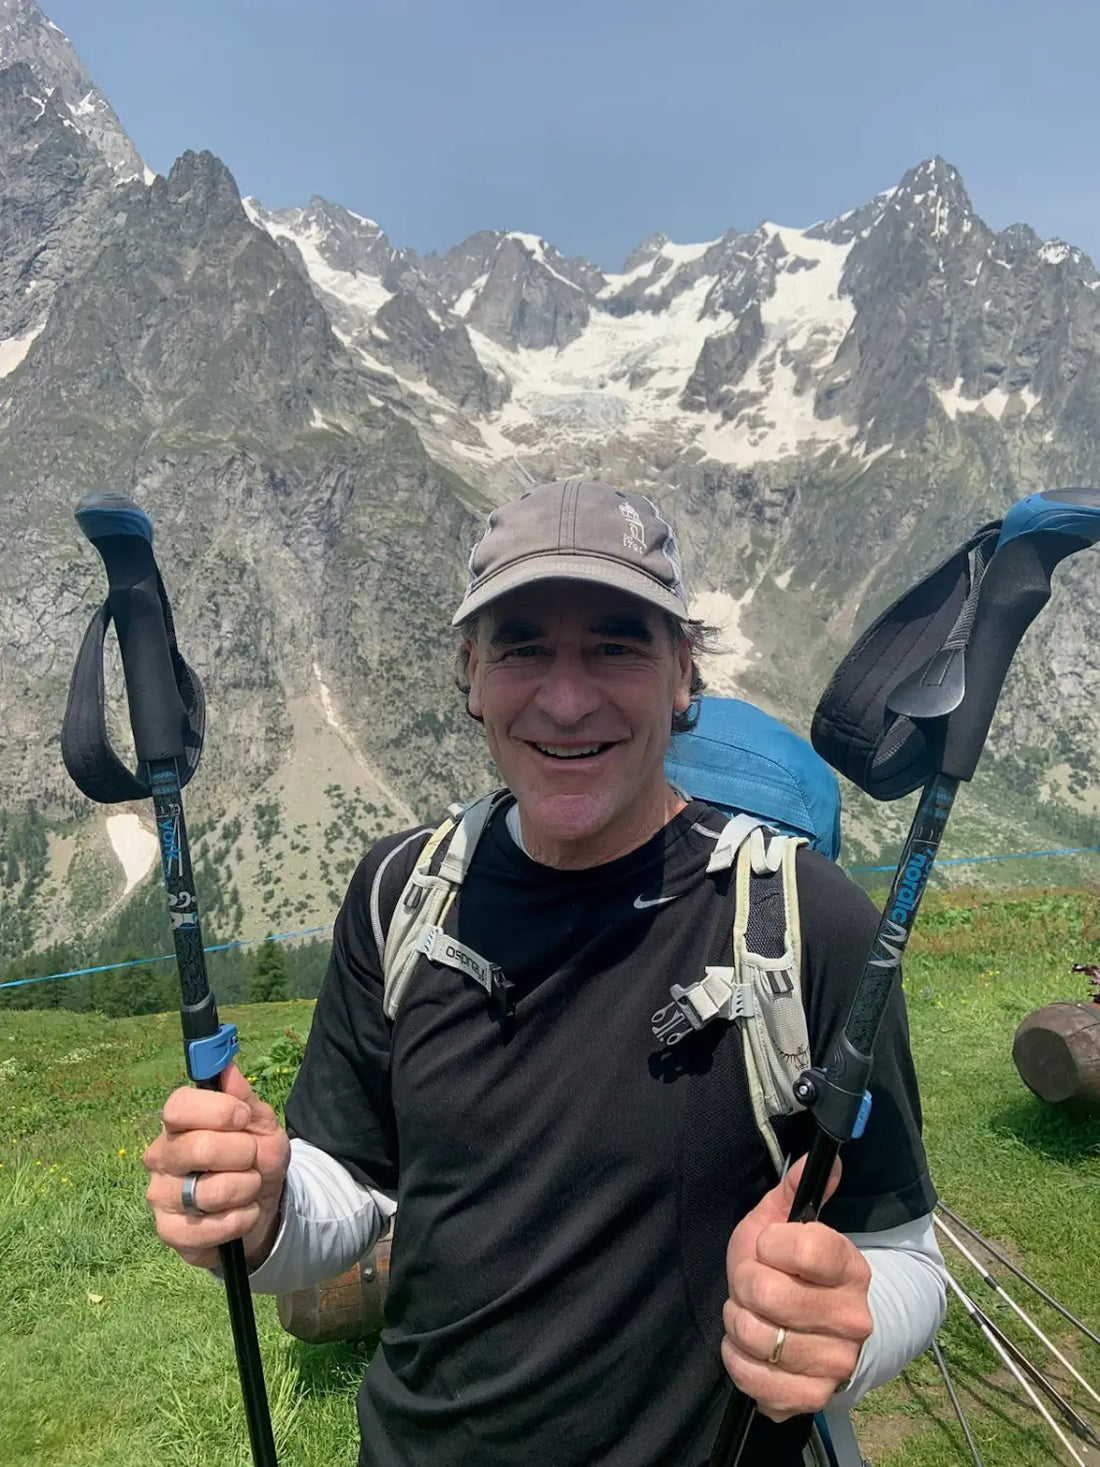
[1,1,1097,965]
[243,158,1100,516]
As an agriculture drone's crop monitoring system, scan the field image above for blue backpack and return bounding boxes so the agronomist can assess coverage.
[665,696,842,859]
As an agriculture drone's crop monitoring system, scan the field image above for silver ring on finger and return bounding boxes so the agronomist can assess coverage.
[768,1325,788,1366]
[181,1170,209,1217]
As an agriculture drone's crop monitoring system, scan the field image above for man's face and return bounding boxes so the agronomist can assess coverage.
[466,580,693,868]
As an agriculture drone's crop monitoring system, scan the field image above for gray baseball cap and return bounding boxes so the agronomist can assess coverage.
[451,478,689,626]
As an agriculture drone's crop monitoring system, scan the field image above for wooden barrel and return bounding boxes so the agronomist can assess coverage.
[277,1236,392,1344]
[1013,1002,1100,1104]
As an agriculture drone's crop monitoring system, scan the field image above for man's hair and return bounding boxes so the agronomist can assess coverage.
[454,612,717,734]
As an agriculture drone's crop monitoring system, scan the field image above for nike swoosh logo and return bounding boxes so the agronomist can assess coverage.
[633,893,679,909]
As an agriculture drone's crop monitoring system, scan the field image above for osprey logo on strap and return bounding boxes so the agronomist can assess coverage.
[378,789,515,1023]
[415,924,514,1019]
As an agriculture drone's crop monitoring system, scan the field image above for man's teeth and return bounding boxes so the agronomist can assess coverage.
[534,743,606,758]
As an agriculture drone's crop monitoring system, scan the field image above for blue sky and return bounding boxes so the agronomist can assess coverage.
[43,0,1100,271]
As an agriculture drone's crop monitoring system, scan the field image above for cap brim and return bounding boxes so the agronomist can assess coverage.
[451,553,688,626]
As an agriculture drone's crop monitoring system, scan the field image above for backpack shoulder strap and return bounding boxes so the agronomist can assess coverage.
[732,830,810,1175]
[664,820,811,1175]
[378,789,512,1020]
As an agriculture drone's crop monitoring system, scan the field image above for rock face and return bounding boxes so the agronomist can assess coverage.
[0,0,143,178]
[0,4,1098,963]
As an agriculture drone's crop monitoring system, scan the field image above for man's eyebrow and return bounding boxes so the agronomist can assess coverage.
[488,613,656,646]
[590,615,654,641]
[489,617,546,647]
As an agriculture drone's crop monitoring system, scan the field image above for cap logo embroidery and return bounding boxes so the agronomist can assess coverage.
[619,502,647,556]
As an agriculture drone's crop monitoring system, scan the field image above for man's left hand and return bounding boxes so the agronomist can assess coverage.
[722,1154,873,1422]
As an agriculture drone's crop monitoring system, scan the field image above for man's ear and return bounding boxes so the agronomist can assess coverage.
[465,637,483,718]
[672,636,693,713]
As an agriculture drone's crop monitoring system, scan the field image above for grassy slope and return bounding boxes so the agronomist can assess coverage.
[1,890,1098,1466]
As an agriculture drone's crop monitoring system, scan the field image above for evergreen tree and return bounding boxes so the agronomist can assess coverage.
[248,937,290,1004]
[91,951,166,1017]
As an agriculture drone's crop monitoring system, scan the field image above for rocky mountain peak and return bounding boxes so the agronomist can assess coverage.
[889,155,976,232]
[621,232,669,272]
[162,149,247,223]
[0,0,143,177]
[247,193,400,281]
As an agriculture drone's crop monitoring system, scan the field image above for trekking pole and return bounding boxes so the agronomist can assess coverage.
[709,487,1100,1467]
[944,1270,1088,1466]
[938,1203,1100,1352]
[935,1214,1100,1415]
[66,492,279,1467]
[974,1304,1100,1451]
[929,1337,986,1467]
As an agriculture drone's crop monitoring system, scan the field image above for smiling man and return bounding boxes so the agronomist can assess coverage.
[143,479,945,1467]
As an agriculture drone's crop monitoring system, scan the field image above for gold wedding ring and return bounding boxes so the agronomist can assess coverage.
[768,1325,787,1365]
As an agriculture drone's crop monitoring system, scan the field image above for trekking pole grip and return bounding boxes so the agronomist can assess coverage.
[940,488,1100,782]
[74,491,189,765]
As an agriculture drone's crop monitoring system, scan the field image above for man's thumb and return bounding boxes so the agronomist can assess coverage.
[766,1151,843,1223]
[217,1060,272,1123]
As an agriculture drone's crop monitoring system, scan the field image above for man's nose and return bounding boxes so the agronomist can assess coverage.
[533,655,602,725]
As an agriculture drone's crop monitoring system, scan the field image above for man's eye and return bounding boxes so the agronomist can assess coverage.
[502,645,544,659]
[599,643,632,656]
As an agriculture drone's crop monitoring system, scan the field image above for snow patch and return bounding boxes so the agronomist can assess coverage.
[313,663,357,746]
[690,589,757,687]
[936,377,1040,421]
[1039,241,1071,265]
[143,164,158,186]
[505,233,585,292]
[249,203,393,319]
[454,272,489,316]
[344,206,381,229]
[0,323,44,378]
[106,813,159,895]
[774,568,793,590]
[601,236,719,295]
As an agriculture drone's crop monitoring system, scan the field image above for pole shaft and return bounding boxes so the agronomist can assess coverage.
[710,778,958,1467]
[944,1271,1086,1467]
[937,1204,1100,1352]
[148,758,279,1467]
[935,1215,1100,1412]
[844,776,958,1056]
[930,1338,985,1467]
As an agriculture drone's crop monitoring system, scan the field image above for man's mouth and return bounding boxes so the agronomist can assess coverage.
[529,742,616,760]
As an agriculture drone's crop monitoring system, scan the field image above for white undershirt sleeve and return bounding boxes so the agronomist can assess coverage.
[831,1211,947,1405]
[244,1138,396,1296]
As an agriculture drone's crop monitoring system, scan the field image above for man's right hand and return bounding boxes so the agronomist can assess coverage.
[143,1061,292,1271]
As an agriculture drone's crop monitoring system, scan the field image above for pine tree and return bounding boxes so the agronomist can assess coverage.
[248,937,290,1004]
[91,952,165,1017]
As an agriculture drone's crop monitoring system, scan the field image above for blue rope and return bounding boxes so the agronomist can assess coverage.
[5,842,1098,990]
[0,924,334,991]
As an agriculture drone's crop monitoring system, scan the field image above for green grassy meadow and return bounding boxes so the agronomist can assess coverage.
[1,887,1098,1466]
